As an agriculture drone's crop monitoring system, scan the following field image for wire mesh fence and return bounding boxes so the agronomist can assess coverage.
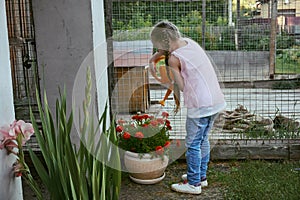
[110,0,300,140]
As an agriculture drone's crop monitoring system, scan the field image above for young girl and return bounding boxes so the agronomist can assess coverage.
[149,21,226,195]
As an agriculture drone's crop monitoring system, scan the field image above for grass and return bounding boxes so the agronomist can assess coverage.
[209,160,300,200]
[276,59,300,74]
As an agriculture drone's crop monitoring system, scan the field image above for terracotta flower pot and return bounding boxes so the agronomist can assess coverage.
[124,151,169,184]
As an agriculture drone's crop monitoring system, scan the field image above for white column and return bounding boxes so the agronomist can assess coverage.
[91,0,110,123]
[0,1,23,199]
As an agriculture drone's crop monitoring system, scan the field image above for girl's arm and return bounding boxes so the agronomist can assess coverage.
[168,55,184,91]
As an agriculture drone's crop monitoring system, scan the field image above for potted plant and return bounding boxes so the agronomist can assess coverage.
[116,111,172,184]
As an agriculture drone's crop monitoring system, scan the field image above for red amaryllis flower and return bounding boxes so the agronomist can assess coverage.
[134,132,144,139]
[123,132,131,140]
[164,141,171,148]
[162,111,169,118]
[116,125,123,132]
[155,146,164,155]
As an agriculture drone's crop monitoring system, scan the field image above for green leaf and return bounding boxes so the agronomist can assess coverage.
[28,149,50,188]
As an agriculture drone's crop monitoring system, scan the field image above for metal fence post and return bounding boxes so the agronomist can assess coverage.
[269,0,278,79]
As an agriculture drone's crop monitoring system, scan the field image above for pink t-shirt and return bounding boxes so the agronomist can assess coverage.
[171,38,226,117]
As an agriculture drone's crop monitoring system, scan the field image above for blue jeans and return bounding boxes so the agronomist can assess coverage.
[185,114,216,186]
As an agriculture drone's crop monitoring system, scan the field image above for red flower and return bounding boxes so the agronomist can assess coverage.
[137,115,145,121]
[123,132,131,140]
[134,132,144,139]
[165,119,171,125]
[150,120,158,127]
[117,119,126,125]
[166,124,172,130]
[155,146,164,155]
[156,118,164,124]
[131,115,139,120]
[116,125,123,132]
[142,114,150,119]
[162,111,169,118]
[164,141,171,148]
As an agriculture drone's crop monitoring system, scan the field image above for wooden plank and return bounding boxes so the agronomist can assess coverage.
[210,144,289,160]
[13,0,21,37]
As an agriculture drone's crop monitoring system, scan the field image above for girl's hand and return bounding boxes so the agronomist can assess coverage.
[149,50,166,78]
[149,50,166,63]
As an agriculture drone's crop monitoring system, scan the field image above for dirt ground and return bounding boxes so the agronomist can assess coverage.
[22,160,226,200]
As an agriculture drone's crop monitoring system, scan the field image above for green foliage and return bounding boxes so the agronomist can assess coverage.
[276,46,300,74]
[29,68,121,200]
[112,0,227,30]
[112,1,297,51]
[216,16,228,26]
[277,33,296,50]
[217,26,236,50]
[113,27,152,41]
[179,10,202,26]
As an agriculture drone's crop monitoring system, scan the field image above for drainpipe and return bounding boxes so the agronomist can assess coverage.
[0,1,23,199]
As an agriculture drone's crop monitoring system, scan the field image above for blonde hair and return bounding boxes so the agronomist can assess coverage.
[150,21,181,51]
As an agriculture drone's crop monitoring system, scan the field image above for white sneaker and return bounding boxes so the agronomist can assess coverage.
[181,174,208,187]
[171,182,201,194]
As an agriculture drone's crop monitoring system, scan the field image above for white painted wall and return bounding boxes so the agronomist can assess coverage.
[0,1,23,199]
[32,0,110,140]
[31,0,93,114]
[32,0,108,146]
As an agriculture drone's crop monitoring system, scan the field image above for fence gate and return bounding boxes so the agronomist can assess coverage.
[5,0,40,122]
